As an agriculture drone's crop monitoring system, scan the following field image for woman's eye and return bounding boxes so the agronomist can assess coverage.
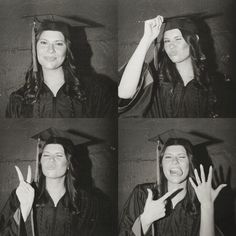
[42,154,50,158]
[39,40,48,45]
[164,155,172,159]
[179,155,187,159]
[164,40,170,44]
[55,42,65,46]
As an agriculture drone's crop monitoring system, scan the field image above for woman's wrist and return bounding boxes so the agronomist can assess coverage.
[140,213,151,233]
[200,202,214,211]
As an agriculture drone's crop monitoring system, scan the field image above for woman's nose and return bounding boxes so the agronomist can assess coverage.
[48,43,55,53]
[169,42,176,49]
[172,156,179,164]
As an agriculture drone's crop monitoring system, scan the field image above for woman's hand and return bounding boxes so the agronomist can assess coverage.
[140,188,178,233]
[15,165,35,222]
[142,15,164,45]
[189,165,226,207]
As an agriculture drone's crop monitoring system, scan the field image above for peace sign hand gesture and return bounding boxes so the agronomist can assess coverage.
[15,165,35,222]
[140,188,179,233]
[189,165,226,207]
[142,15,164,45]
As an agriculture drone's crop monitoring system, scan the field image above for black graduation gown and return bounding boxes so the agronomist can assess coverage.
[0,188,111,236]
[6,75,116,118]
[119,183,223,236]
[118,63,215,118]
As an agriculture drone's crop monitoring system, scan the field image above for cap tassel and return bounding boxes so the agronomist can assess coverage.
[156,140,161,191]
[34,138,40,183]
[32,20,38,72]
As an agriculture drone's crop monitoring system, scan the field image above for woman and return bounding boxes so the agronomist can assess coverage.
[119,138,226,235]
[6,20,116,118]
[118,15,216,118]
[0,137,109,236]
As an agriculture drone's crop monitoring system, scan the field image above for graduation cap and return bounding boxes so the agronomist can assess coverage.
[31,127,92,182]
[148,129,210,188]
[22,14,103,72]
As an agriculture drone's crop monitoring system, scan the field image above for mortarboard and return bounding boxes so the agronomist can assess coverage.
[22,14,103,72]
[31,127,94,182]
[149,129,210,146]
[148,129,211,189]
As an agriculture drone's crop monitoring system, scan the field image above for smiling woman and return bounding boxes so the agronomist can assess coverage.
[5,18,116,118]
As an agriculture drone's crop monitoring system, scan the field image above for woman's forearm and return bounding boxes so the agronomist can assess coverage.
[118,37,152,99]
[200,203,215,236]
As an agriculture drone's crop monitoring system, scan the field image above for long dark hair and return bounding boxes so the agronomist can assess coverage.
[37,137,79,212]
[23,20,86,105]
[158,29,208,90]
[158,138,199,215]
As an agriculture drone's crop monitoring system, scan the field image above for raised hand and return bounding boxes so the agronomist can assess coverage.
[189,165,226,207]
[140,188,179,233]
[142,15,164,44]
[15,165,35,222]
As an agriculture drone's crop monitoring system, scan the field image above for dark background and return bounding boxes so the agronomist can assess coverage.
[119,119,236,235]
[0,0,117,117]
[0,118,117,224]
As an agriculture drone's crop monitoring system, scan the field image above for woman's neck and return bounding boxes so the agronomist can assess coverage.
[46,177,66,207]
[167,181,187,208]
[42,67,65,96]
[176,58,194,86]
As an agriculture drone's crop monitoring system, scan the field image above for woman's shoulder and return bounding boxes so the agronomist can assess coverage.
[8,86,25,101]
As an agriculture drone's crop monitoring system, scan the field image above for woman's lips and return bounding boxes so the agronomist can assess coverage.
[170,168,183,176]
[44,56,57,61]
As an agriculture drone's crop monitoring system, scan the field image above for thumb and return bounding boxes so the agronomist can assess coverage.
[214,184,227,198]
[146,189,153,203]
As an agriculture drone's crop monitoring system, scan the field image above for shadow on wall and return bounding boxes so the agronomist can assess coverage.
[71,27,117,89]
[193,145,236,236]
[196,17,236,117]
[73,144,117,235]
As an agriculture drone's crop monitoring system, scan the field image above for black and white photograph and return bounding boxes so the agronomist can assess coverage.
[0,119,117,235]
[119,119,236,236]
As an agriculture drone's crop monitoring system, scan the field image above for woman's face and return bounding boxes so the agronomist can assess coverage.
[37,30,67,70]
[162,145,190,185]
[41,144,68,179]
[164,28,190,64]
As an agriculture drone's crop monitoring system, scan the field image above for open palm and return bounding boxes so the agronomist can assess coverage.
[189,165,226,206]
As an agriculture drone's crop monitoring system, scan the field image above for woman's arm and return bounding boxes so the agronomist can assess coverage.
[189,165,226,236]
[118,16,163,99]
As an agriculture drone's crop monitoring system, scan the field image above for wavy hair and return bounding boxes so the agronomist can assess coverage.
[23,21,86,105]
[158,29,208,90]
[158,138,199,215]
[36,137,79,212]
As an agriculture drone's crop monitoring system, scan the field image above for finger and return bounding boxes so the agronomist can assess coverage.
[160,188,179,201]
[200,164,206,182]
[207,166,213,184]
[15,166,24,183]
[215,184,227,198]
[26,165,32,183]
[146,189,153,203]
[189,177,197,191]
[194,168,201,185]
